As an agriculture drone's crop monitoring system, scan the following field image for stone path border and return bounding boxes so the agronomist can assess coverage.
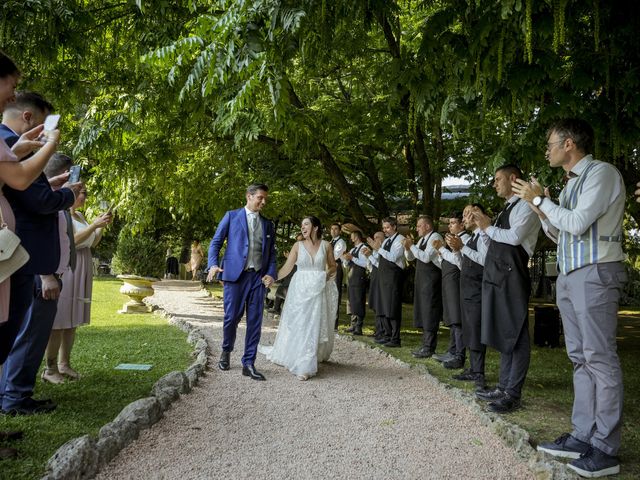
[40,283,209,480]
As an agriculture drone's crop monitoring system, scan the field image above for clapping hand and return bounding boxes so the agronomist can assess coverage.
[445,234,463,252]
[361,246,372,257]
[471,207,491,230]
[366,236,381,250]
[432,238,444,250]
[342,252,353,262]
[403,235,414,250]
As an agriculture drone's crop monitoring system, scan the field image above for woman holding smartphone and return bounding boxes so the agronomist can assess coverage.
[43,181,112,382]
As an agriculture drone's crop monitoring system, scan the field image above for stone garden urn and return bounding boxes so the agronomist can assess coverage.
[117,274,160,313]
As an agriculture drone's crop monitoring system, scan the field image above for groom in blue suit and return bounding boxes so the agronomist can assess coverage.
[207,184,277,381]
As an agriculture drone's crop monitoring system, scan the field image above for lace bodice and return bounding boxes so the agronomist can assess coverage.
[296,241,328,272]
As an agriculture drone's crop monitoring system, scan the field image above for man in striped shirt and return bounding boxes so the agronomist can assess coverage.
[513,118,625,478]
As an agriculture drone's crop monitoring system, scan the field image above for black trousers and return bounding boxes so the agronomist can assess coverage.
[498,318,531,399]
[469,346,486,375]
[334,264,344,328]
[447,324,465,359]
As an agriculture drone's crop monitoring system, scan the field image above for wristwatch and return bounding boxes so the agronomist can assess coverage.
[532,195,545,207]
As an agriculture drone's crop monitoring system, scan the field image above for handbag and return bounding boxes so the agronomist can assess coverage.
[0,205,30,283]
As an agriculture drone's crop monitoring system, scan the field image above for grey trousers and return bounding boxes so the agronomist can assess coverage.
[556,262,626,456]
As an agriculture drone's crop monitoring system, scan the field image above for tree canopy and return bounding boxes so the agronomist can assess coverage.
[2,0,640,244]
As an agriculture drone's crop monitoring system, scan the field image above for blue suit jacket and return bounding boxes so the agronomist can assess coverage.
[208,208,277,282]
[0,124,75,275]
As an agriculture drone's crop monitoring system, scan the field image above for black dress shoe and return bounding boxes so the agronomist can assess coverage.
[3,397,56,416]
[374,337,389,344]
[353,330,363,336]
[242,365,266,381]
[0,447,18,459]
[384,341,401,348]
[487,393,521,413]
[475,387,506,402]
[0,430,23,441]
[443,356,465,369]
[218,351,230,371]
[452,369,482,382]
[412,347,432,358]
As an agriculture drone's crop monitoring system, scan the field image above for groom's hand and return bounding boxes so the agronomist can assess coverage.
[262,275,275,288]
[207,266,222,282]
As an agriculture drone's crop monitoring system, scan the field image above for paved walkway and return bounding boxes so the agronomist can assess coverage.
[95,281,533,479]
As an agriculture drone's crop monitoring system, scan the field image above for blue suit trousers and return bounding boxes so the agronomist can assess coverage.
[0,275,59,410]
[222,270,265,367]
[0,273,35,364]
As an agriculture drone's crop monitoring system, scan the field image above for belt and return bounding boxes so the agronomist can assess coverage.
[245,268,257,272]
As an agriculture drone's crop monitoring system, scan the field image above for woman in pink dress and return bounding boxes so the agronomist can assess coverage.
[43,187,112,382]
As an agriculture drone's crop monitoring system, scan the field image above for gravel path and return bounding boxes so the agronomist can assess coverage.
[96,282,534,480]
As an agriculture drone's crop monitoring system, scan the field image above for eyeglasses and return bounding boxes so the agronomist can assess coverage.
[546,139,565,150]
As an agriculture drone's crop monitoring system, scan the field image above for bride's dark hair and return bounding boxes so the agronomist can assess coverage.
[302,216,323,241]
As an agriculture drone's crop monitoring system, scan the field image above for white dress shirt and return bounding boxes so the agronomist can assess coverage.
[438,232,471,270]
[349,243,368,268]
[406,231,443,269]
[368,250,380,271]
[377,233,406,269]
[483,194,540,257]
[460,228,490,266]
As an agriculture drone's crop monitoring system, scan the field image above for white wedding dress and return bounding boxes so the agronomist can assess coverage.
[260,240,338,378]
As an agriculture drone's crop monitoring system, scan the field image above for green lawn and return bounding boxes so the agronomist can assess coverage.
[0,278,193,480]
[337,300,640,480]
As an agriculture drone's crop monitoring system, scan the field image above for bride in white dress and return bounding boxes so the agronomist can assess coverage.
[260,216,339,381]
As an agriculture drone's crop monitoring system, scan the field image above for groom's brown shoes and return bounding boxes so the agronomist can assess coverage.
[218,351,230,371]
[242,365,266,381]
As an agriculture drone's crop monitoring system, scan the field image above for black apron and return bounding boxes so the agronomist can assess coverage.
[368,265,379,313]
[347,244,367,318]
[412,232,442,329]
[481,199,531,354]
[460,233,484,350]
[441,255,461,327]
[377,233,403,320]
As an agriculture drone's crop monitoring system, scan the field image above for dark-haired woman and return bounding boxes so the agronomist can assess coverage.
[260,216,338,380]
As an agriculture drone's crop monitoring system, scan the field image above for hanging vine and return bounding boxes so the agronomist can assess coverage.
[497,27,505,82]
[593,0,600,52]
[525,0,533,63]
[552,0,567,53]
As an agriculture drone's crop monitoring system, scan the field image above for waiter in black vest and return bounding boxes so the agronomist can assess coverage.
[343,230,368,335]
[473,164,540,413]
[445,204,490,390]
[362,231,385,340]
[330,223,347,329]
[432,211,470,368]
[404,215,443,358]
[367,218,405,347]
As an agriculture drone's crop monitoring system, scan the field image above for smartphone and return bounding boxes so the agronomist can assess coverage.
[43,114,61,131]
[69,165,81,183]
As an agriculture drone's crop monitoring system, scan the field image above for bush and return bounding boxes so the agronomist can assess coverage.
[111,229,165,278]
